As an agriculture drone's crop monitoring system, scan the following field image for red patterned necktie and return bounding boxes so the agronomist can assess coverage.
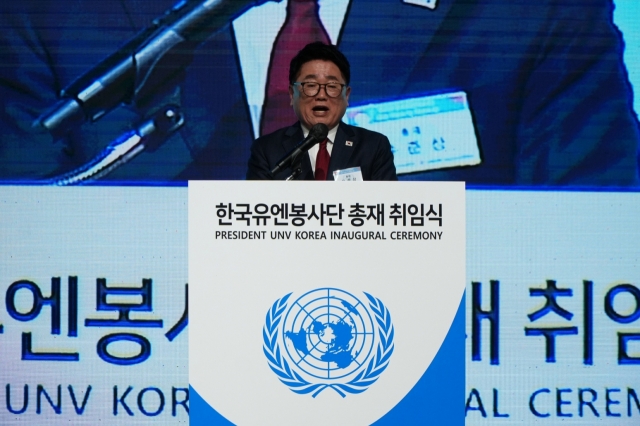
[260,0,331,136]
[315,138,330,180]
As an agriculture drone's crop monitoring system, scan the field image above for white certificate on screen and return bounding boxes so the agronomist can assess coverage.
[345,91,481,175]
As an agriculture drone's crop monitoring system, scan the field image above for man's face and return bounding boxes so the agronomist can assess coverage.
[289,59,351,130]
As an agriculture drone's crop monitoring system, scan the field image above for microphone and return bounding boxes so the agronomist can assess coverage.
[270,124,329,176]
[38,0,268,137]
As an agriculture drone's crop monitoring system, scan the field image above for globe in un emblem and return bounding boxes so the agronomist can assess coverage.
[282,288,376,380]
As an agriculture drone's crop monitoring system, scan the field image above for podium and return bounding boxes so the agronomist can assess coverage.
[189,181,466,425]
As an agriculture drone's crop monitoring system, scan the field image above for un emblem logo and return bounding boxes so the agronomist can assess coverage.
[263,288,394,397]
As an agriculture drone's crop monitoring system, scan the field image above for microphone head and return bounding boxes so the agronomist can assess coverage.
[309,123,329,140]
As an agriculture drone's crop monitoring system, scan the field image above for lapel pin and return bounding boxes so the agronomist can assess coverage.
[346,141,353,147]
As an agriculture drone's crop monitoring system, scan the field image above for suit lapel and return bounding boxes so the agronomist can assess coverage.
[327,123,356,179]
[282,124,314,180]
[338,0,454,103]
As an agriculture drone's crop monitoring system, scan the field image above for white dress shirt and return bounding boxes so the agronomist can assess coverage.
[302,123,338,173]
[233,0,350,140]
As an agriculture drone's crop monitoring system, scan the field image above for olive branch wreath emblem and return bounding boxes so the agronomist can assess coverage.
[262,292,394,398]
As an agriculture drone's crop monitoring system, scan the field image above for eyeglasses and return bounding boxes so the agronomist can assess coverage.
[292,82,346,98]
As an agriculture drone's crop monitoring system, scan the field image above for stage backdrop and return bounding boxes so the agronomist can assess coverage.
[1,0,638,184]
[0,187,189,425]
[466,190,640,425]
[2,186,640,425]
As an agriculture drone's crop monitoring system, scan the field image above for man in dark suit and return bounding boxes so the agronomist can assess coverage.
[246,42,397,181]
[1,0,638,186]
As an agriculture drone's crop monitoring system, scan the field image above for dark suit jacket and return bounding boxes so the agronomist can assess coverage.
[246,122,397,180]
[1,0,638,186]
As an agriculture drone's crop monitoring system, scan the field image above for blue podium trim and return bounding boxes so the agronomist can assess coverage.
[190,293,465,425]
[190,385,234,425]
[373,292,465,425]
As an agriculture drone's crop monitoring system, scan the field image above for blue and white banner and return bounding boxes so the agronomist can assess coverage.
[466,190,640,424]
[0,187,188,425]
[5,185,637,425]
[189,181,466,425]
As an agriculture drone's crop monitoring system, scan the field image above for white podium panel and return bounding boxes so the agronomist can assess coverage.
[189,181,466,425]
